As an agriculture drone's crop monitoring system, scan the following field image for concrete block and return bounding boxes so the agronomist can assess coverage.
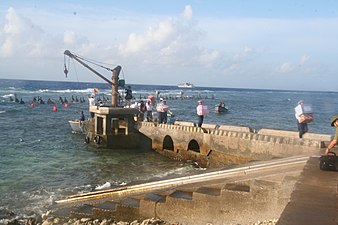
[193,187,221,202]
[143,193,166,203]
[202,123,219,129]
[223,183,251,193]
[70,204,94,219]
[115,198,142,222]
[174,121,195,127]
[169,190,193,200]
[219,125,252,133]
[52,206,76,218]
[156,193,195,224]
[258,128,333,141]
[139,199,156,219]
[92,201,117,220]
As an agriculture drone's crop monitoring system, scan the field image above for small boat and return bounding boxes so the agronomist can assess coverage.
[69,119,87,133]
[215,104,229,113]
[177,82,194,88]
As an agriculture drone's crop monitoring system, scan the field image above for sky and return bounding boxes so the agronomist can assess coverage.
[0,0,338,91]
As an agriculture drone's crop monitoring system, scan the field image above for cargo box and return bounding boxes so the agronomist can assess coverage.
[295,104,312,116]
[298,113,314,123]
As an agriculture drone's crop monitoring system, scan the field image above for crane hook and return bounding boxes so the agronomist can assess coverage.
[64,64,68,78]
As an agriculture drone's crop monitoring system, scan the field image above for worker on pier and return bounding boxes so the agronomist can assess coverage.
[88,95,96,118]
[325,115,338,155]
[125,86,133,107]
[294,100,312,138]
[196,100,209,127]
[157,99,170,124]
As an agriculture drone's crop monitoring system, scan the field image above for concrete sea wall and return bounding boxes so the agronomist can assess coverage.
[138,121,331,167]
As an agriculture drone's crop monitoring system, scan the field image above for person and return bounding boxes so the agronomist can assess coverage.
[295,100,309,138]
[14,94,19,103]
[138,100,147,121]
[125,86,133,106]
[88,95,96,118]
[59,96,64,104]
[325,115,338,155]
[146,99,154,121]
[196,100,205,127]
[80,111,85,121]
[47,98,53,104]
[157,99,170,124]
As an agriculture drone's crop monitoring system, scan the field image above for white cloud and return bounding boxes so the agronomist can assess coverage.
[299,54,309,66]
[278,62,294,73]
[0,3,337,90]
[277,54,310,74]
[198,50,220,66]
[183,5,193,20]
[1,7,47,57]
[233,47,254,61]
[117,4,224,72]
[63,31,76,45]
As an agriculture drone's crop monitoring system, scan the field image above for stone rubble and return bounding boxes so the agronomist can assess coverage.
[1,214,279,225]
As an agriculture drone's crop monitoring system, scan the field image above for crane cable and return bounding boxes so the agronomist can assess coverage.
[72,53,115,72]
[64,51,125,96]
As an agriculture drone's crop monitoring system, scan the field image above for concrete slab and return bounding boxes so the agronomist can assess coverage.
[276,157,338,225]
[169,190,193,200]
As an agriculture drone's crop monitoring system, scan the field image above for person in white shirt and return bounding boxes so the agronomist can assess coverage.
[146,99,154,121]
[196,100,204,127]
[88,95,96,118]
[157,100,169,124]
[295,100,308,138]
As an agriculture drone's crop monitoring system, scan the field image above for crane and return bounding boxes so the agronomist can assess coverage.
[63,50,123,107]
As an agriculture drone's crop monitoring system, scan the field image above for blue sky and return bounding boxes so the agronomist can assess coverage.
[1,1,338,91]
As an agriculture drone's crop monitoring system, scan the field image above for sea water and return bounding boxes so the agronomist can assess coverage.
[0,78,337,218]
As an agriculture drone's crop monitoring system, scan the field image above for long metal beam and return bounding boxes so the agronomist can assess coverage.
[55,156,309,204]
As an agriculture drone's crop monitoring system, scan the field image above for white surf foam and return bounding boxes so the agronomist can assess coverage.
[94,181,111,190]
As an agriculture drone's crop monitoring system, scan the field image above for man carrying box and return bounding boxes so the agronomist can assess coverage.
[295,100,313,138]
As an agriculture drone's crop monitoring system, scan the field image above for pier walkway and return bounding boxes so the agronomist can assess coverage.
[277,156,338,225]
[52,156,306,224]
[51,155,338,224]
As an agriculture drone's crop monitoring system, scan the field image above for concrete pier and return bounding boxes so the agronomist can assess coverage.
[51,156,337,224]
[52,156,307,224]
[138,121,331,167]
[66,118,337,224]
[277,156,338,225]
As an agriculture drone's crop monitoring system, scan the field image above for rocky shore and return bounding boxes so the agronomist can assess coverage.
[1,210,278,225]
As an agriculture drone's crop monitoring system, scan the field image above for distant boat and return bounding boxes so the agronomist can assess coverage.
[177,82,194,88]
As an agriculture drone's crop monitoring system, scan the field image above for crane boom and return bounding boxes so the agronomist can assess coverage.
[64,50,122,107]
[64,50,114,85]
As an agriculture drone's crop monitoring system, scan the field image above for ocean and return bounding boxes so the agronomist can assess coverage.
[0,78,337,219]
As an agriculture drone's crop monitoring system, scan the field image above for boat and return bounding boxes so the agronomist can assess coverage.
[69,119,87,133]
[215,103,229,113]
[177,82,194,88]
